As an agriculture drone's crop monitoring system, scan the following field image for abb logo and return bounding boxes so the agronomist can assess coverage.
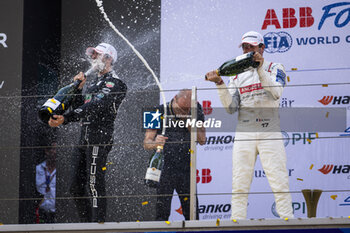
[197,168,212,184]
[202,100,212,115]
[318,164,334,174]
[262,7,314,30]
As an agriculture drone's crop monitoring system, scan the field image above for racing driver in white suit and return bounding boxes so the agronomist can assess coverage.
[205,31,294,219]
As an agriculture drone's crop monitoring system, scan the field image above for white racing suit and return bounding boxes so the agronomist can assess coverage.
[217,60,294,219]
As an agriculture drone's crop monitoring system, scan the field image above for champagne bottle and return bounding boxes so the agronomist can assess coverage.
[38,68,95,124]
[205,51,260,79]
[144,145,164,188]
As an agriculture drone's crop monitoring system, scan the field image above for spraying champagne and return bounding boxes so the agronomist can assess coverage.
[38,67,95,124]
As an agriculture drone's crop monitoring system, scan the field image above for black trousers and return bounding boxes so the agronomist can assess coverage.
[70,141,112,222]
[156,168,198,221]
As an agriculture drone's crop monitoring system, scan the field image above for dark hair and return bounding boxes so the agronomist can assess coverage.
[258,43,264,48]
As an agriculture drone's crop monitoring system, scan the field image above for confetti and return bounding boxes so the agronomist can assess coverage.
[348,216,350,219]
[136,220,140,222]
[160,116,164,120]
[297,178,303,181]
[284,217,289,221]
[330,195,338,200]
[326,112,329,118]
[232,219,237,223]
[165,221,170,225]
[322,84,328,87]
[184,197,188,201]
[307,138,312,144]
[102,167,107,171]
[142,201,149,206]
[189,149,194,154]
[106,162,113,165]
[216,218,220,226]
[316,133,319,138]
[287,76,290,82]
[309,164,314,170]
[291,68,298,71]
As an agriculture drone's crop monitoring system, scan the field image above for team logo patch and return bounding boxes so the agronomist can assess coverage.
[84,94,92,103]
[276,69,286,87]
[97,93,104,99]
[106,82,115,88]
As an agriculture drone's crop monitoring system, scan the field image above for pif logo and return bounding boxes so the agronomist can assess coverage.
[264,31,293,53]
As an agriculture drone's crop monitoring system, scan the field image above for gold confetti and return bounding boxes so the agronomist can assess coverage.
[291,68,298,71]
[330,195,338,200]
[160,116,164,120]
[216,218,220,226]
[309,164,314,170]
[326,112,329,118]
[184,197,188,201]
[106,162,113,166]
[142,201,149,206]
[316,133,319,138]
[287,76,290,82]
[102,167,107,171]
[189,149,194,154]
[232,219,237,223]
[284,217,289,221]
[348,216,350,219]
[136,220,140,222]
[322,84,328,87]
[307,138,312,144]
[165,221,170,225]
[297,178,303,181]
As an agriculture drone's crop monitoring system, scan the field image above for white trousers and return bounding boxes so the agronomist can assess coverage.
[231,131,294,219]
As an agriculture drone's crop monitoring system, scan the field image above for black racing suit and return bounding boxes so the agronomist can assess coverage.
[63,70,127,222]
[154,99,204,221]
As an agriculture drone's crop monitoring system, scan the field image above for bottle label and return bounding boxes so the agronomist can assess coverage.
[235,53,249,62]
[145,167,161,182]
[43,98,61,111]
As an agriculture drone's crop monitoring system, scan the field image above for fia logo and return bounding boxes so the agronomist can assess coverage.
[143,110,162,129]
[264,31,293,53]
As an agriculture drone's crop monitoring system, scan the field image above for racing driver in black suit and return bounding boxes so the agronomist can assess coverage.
[49,43,127,222]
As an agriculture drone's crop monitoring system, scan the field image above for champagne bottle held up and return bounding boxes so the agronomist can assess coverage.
[144,145,164,188]
[205,51,260,79]
[38,68,95,124]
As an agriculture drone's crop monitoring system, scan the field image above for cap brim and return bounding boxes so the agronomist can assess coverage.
[238,41,259,48]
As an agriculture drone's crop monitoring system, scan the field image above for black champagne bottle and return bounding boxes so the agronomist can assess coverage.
[38,68,94,124]
[205,51,260,79]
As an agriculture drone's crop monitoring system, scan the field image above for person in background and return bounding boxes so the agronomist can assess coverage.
[36,140,57,223]
[143,89,206,220]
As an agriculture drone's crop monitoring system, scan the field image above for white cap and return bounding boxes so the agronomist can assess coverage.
[87,43,118,62]
[238,31,264,47]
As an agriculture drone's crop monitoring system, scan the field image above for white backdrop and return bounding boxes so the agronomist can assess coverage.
[160,0,350,220]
